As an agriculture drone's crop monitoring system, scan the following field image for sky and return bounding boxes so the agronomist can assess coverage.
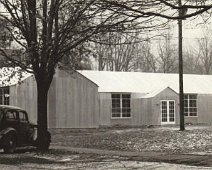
[147,14,212,57]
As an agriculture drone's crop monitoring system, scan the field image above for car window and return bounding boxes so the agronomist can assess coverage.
[19,111,28,122]
[6,110,17,120]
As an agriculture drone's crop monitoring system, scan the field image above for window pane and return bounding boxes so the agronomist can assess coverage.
[184,108,189,116]
[122,99,130,107]
[112,94,120,99]
[190,112,197,116]
[190,108,197,113]
[189,100,196,107]
[112,113,121,117]
[184,112,188,116]
[0,87,10,105]
[122,108,130,113]
[169,116,174,122]
[19,112,27,121]
[122,94,130,98]
[161,101,167,122]
[112,108,120,112]
[162,117,167,122]
[184,100,188,107]
[122,113,131,117]
[112,99,120,107]
[4,88,9,94]
[184,95,189,99]
[6,111,17,120]
[189,95,197,99]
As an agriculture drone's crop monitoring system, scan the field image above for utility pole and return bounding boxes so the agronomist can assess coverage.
[178,0,185,131]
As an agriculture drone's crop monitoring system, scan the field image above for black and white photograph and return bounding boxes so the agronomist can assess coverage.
[0,0,212,169]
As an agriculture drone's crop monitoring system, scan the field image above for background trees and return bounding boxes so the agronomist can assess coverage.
[157,33,178,73]
[93,32,142,71]
[0,0,211,150]
[197,30,212,74]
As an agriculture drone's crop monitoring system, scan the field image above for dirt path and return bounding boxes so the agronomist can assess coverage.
[1,146,212,169]
[0,151,212,170]
[52,146,212,167]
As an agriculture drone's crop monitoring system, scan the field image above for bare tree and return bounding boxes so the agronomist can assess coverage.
[93,32,143,71]
[133,40,157,72]
[197,30,212,74]
[61,42,93,70]
[157,33,178,73]
[101,0,212,20]
[0,0,140,151]
[183,48,203,74]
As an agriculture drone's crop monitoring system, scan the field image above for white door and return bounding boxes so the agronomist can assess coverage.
[161,100,175,124]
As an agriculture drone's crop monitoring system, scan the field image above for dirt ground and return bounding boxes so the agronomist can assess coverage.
[1,125,212,169]
[0,149,212,170]
[50,125,212,154]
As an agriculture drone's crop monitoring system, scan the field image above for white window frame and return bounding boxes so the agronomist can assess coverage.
[111,93,131,119]
[161,100,175,124]
[184,94,197,117]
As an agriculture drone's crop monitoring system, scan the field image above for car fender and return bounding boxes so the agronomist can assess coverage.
[0,127,17,140]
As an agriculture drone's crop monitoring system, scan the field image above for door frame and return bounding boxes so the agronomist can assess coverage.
[160,100,175,124]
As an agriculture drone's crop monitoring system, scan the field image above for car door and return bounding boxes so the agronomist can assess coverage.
[17,110,31,145]
[4,110,19,130]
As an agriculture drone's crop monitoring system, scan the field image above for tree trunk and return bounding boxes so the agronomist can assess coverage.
[36,77,52,151]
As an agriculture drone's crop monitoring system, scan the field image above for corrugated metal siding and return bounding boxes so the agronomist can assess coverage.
[53,70,99,128]
[197,94,212,125]
[99,93,111,126]
[151,88,179,125]
[138,98,152,125]
[10,70,99,128]
[10,76,37,124]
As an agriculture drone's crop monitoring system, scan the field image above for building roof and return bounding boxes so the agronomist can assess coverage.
[78,70,212,95]
[0,67,32,87]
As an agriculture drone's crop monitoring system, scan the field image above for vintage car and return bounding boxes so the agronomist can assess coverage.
[0,105,39,153]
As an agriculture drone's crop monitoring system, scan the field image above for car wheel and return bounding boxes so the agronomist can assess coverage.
[3,135,16,153]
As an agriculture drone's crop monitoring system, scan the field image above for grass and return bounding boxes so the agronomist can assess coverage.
[1,126,212,168]
[50,126,212,154]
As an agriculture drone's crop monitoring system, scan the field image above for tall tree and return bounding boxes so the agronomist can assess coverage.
[197,30,212,74]
[0,0,140,151]
[183,48,203,74]
[157,33,178,73]
[93,32,143,71]
[133,40,157,72]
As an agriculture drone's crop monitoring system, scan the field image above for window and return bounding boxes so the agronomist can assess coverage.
[0,87,9,105]
[184,94,197,116]
[111,94,131,118]
[19,111,28,122]
[6,110,17,120]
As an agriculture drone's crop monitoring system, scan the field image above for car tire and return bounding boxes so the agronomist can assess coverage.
[3,135,16,153]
